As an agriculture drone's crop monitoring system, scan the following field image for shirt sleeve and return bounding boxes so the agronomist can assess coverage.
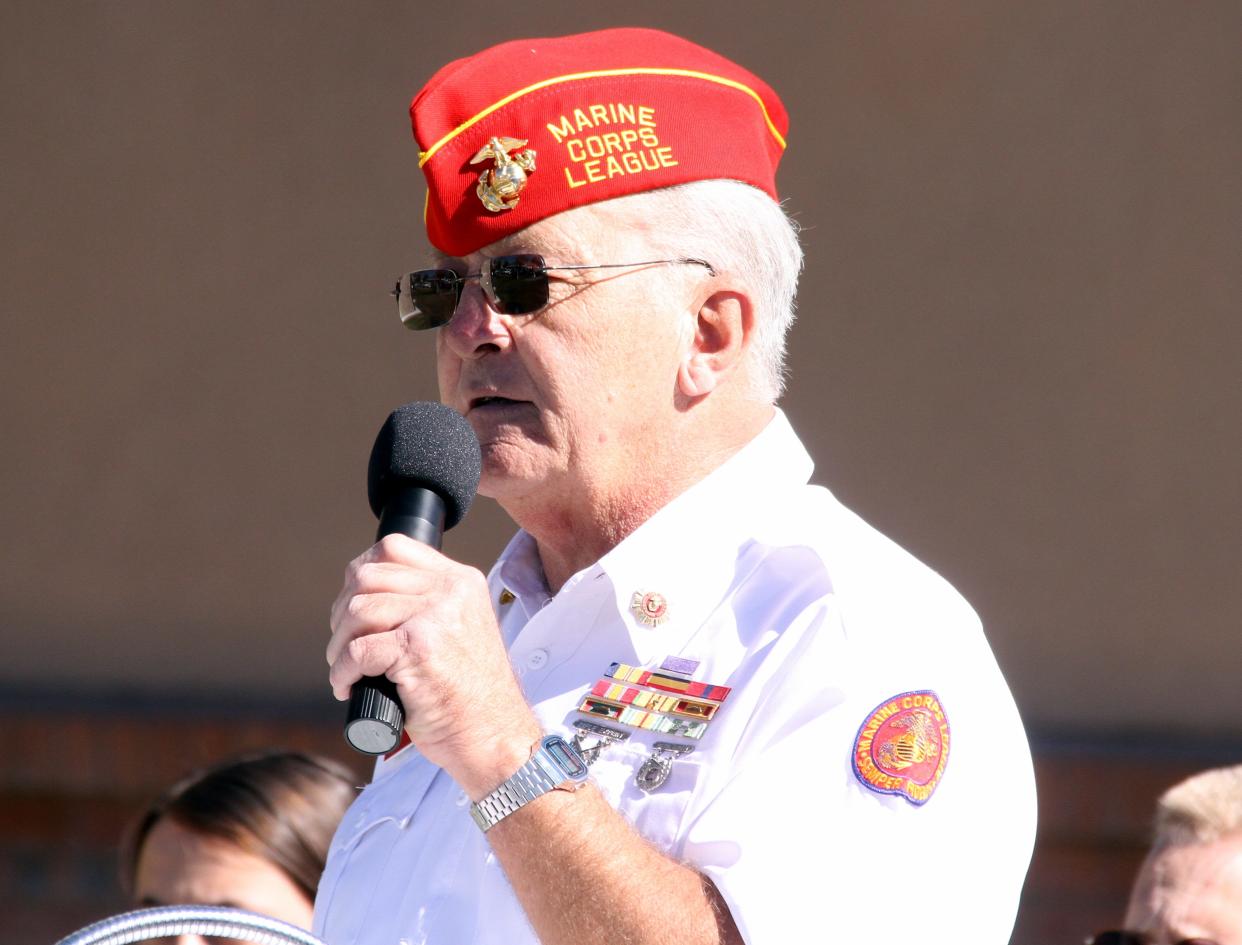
[679,597,1036,945]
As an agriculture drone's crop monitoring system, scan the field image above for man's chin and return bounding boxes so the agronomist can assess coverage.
[476,453,545,503]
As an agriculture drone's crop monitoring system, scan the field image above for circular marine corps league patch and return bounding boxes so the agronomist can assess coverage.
[851,690,950,806]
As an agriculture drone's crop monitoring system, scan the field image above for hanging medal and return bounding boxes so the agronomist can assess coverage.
[634,742,695,793]
[572,719,629,766]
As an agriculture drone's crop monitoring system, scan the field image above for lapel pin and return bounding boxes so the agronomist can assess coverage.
[630,591,669,627]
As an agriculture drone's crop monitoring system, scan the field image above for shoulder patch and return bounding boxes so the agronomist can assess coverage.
[852,690,950,806]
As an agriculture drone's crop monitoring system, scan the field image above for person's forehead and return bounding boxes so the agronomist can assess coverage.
[1157,833,1242,878]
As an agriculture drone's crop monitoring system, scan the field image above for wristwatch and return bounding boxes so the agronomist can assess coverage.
[470,734,590,832]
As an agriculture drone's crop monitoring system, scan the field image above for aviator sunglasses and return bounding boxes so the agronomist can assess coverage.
[1088,933,1218,945]
[393,253,716,330]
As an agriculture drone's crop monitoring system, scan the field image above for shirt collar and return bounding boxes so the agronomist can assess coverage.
[490,409,815,662]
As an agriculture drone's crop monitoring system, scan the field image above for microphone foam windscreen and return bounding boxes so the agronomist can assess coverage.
[367,401,482,530]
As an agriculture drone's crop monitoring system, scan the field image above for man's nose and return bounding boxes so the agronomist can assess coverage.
[439,284,513,359]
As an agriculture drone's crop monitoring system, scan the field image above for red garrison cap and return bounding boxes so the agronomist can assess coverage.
[410,27,789,256]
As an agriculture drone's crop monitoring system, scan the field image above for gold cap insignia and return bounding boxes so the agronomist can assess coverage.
[470,136,537,212]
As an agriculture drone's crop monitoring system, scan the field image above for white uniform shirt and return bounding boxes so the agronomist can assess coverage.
[314,411,1036,945]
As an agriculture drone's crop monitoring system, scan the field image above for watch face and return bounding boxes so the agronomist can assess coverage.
[543,735,590,780]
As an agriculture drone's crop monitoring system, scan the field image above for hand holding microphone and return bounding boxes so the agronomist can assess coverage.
[329,401,542,792]
[339,401,481,755]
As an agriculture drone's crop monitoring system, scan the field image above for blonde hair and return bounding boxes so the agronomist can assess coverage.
[1152,764,1242,846]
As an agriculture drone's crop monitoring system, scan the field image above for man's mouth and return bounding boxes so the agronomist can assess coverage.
[468,395,528,411]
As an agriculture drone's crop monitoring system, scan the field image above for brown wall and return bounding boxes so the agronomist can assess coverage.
[2,2,1240,941]
[4,0,1239,728]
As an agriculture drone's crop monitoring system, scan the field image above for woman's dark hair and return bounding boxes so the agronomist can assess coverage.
[124,750,358,902]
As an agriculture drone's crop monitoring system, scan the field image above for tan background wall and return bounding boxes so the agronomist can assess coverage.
[2,1,1240,941]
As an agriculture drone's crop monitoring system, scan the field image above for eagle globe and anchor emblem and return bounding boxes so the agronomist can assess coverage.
[852,690,951,806]
[471,136,537,212]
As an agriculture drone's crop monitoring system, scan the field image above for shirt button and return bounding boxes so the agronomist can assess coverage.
[525,649,549,670]
[456,792,470,808]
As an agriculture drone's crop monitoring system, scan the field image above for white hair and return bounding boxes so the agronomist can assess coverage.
[1153,764,1242,846]
[592,180,804,402]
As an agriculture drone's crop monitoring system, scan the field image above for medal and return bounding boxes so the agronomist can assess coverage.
[634,741,695,793]
[587,679,721,720]
[660,655,699,677]
[607,661,732,703]
[571,719,629,765]
[577,695,710,740]
[575,658,730,742]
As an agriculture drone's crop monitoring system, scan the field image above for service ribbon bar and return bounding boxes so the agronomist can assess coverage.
[577,695,710,740]
[606,662,732,703]
[590,680,720,721]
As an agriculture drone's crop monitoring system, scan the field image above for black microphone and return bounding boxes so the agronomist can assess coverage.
[343,401,482,755]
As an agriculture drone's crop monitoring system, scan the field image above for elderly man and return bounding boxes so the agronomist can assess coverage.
[1090,765,1242,945]
[316,27,1036,945]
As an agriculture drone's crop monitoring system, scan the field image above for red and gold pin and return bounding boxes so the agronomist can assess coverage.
[630,591,669,627]
[852,690,950,806]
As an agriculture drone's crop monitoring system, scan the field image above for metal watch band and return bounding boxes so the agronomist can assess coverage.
[470,735,588,832]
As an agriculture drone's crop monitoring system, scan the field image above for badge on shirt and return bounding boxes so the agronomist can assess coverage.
[630,591,670,626]
[572,658,729,742]
[634,741,695,793]
[851,690,950,806]
[572,718,630,765]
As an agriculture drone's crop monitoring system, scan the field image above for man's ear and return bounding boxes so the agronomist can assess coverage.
[676,286,755,399]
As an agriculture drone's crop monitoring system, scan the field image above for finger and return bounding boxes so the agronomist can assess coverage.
[329,560,438,635]
[366,533,455,569]
[328,627,403,700]
[326,590,422,665]
[328,546,378,635]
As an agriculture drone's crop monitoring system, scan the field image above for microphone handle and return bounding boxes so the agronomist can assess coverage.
[343,488,446,755]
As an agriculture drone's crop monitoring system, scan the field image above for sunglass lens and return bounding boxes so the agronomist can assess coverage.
[399,269,461,330]
[488,254,549,315]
